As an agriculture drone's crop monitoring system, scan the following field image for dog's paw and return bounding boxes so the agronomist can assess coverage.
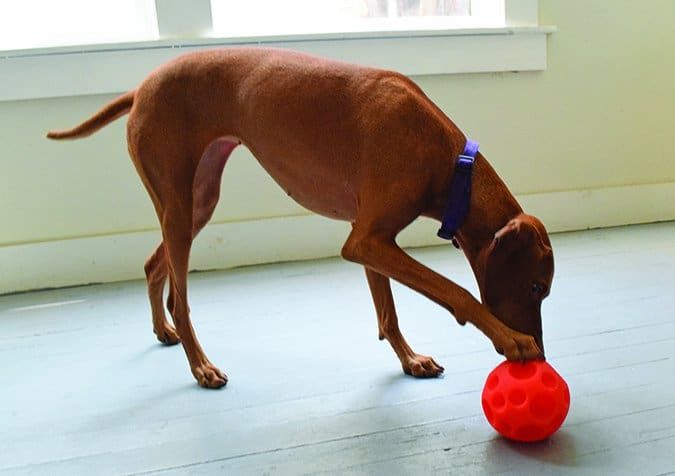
[192,362,228,389]
[154,323,181,346]
[403,354,445,378]
[495,331,543,362]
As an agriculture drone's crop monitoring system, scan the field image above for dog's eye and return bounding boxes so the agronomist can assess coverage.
[531,283,547,295]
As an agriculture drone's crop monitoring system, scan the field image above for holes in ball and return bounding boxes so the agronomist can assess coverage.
[508,363,537,380]
[491,393,506,409]
[508,388,527,406]
[541,371,557,389]
[530,393,556,420]
[487,374,500,390]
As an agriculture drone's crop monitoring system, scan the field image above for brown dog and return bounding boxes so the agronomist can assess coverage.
[48,48,552,388]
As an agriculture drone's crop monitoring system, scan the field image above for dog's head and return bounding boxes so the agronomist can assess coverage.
[476,213,554,355]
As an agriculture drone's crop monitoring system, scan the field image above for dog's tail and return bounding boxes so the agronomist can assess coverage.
[46,90,135,140]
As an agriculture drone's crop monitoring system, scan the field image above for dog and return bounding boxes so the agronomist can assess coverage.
[48,48,552,388]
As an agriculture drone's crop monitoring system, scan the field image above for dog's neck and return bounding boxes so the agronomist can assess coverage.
[428,151,522,266]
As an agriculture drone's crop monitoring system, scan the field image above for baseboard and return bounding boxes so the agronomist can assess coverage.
[2,182,674,294]
[517,182,675,233]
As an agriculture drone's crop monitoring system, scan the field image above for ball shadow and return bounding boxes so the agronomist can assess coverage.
[486,429,579,468]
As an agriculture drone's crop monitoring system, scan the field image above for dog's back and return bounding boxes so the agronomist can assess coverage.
[127,48,452,220]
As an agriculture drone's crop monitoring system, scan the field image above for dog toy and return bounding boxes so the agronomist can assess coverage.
[481,360,570,442]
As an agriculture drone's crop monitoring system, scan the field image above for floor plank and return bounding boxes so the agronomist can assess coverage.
[1,222,674,475]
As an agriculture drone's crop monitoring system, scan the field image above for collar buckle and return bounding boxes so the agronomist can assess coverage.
[456,155,475,173]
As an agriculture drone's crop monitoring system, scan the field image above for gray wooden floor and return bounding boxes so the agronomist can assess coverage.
[1,222,674,476]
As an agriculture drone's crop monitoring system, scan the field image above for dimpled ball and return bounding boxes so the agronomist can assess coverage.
[481,360,570,442]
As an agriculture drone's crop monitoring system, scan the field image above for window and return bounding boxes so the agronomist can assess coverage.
[210,0,505,38]
[0,0,548,102]
[0,0,157,51]
[0,0,509,53]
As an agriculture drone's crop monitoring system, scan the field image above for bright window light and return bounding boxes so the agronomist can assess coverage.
[0,0,158,51]
[210,0,505,38]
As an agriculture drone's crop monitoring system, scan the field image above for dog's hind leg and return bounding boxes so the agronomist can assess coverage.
[365,268,445,377]
[129,128,233,388]
[143,139,239,347]
[144,244,179,344]
[158,188,227,388]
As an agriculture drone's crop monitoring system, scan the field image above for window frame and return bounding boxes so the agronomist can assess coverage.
[0,0,553,102]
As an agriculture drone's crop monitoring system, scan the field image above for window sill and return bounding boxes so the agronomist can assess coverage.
[0,25,555,102]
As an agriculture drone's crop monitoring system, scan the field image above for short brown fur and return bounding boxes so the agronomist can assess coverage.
[48,48,550,388]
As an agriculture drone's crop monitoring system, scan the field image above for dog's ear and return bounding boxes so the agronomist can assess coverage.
[494,218,518,245]
[492,214,548,254]
[494,215,531,248]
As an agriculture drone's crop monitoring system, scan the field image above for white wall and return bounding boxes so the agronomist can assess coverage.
[1,0,673,293]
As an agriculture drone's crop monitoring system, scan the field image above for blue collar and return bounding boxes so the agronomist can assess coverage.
[437,139,479,240]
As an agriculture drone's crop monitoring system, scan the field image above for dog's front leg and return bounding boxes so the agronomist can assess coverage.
[364,268,444,377]
[343,230,542,362]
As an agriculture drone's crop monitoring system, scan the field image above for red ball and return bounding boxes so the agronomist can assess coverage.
[481,360,570,442]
